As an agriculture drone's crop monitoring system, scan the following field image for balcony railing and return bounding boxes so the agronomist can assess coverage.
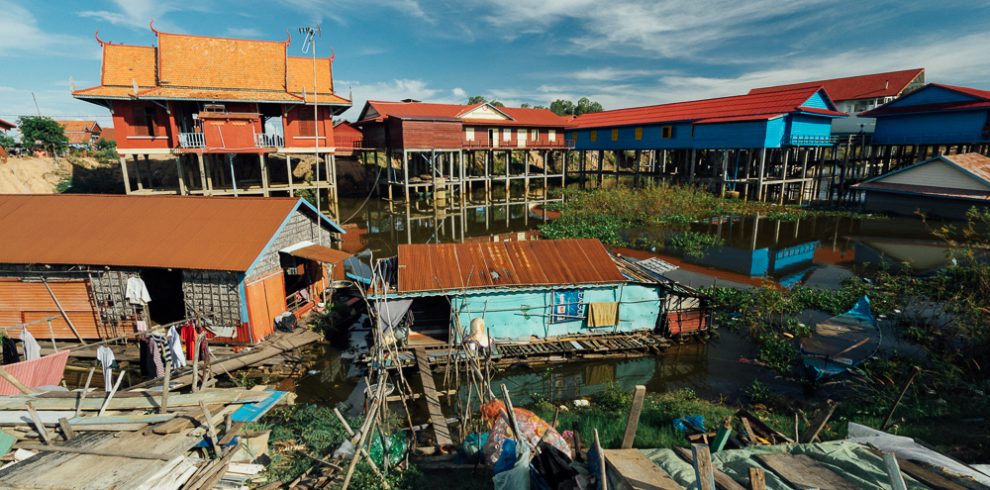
[178,132,205,148]
[256,133,284,148]
[462,139,574,149]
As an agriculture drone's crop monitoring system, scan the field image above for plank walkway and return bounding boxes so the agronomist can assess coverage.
[413,348,453,449]
[370,331,669,369]
[604,449,682,490]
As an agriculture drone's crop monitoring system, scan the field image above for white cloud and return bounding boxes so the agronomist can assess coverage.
[337,79,454,119]
[0,1,91,58]
[569,68,673,82]
[225,27,264,38]
[279,0,433,24]
[451,87,467,99]
[79,0,180,29]
[0,86,112,126]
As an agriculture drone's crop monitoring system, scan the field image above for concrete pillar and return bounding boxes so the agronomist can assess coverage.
[176,155,187,195]
[196,153,207,195]
[799,149,810,205]
[132,155,144,191]
[756,148,767,202]
[778,148,790,205]
[286,154,294,197]
[259,153,270,197]
[119,156,132,194]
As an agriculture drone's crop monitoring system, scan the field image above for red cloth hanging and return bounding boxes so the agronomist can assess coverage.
[180,322,197,361]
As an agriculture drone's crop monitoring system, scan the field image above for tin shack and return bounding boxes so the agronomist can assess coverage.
[370,238,708,342]
[0,194,346,344]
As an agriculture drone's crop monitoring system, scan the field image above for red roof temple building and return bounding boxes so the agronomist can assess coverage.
[353,100,572,207]
[72,25,351,218]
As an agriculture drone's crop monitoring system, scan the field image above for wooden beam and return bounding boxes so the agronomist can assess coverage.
[41,277,85,343]
[748,468,765,490]
[621,385,646,449]
[800,401,838,443]
[691,443,716,490]
[199,401,220,456]
[17,443,172,461]
[57,417,75,441]
[0,366,35,395]
[25,402,51,445]
[593,428,607,490]
[674,446,746,490]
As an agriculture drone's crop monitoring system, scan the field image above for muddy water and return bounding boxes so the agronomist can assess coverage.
[280,195,941,407]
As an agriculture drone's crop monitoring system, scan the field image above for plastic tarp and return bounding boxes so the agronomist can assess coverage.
[376,300,412,332]
[848,422,990,487]
[643,441,933,490]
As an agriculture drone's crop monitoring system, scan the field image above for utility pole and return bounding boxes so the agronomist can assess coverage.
[299,23,324,245]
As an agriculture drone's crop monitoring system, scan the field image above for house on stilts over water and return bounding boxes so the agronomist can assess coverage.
[366,238,709,354]
[71,24,351,219]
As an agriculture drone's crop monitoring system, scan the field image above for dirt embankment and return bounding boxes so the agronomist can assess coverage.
[0,156,125,194]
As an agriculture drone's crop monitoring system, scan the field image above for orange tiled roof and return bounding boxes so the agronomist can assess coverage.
[73,29,350,108]
[158,32,286,91]
[138,86,305,103]
[288,57,333,96]
[57,120,100,133]
[102,44,156,87]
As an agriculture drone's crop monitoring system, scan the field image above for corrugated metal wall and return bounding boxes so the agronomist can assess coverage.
[0,278,101,339]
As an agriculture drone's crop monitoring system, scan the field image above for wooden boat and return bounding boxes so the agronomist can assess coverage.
[800,296,880,380]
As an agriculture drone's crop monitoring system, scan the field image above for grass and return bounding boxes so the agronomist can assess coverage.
[528,385,792,450]
[539,184,875,248]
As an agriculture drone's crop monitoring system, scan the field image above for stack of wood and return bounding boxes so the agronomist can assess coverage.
[0,383,288,489]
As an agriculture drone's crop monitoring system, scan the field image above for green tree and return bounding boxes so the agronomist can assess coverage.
[467,95,487,104]
[549,98,603,116]
[0,133,15,150]
[575,97,604,115]
[18,116,67,154]
[549,99,576,116]
[520,103,531,108]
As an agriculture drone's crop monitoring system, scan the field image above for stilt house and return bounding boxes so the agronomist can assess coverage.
[71,25,351,217]
[862,83,990,149]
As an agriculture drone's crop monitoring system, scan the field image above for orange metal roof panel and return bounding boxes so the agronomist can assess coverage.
[396,239,625,293]
[749,68,924,101]
[72,85,140,99]
[0,195,308,271]
[158,32,286,91]
[946,152,990,182]
[102,44,157,87]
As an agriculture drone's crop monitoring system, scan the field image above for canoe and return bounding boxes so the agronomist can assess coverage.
[800,296,880,380]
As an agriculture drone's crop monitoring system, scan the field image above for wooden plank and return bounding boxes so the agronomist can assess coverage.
[25,402,51,445]
[756,453,858,490]
[0,389,269,412]
[673,447,745,490]
[691,444,716,490]
[894,456,969,490]
[748,468,765,490]
[413,348,453,448]
[621,386,646,449]
[57,418,75,441]
[603,449,682,490]
[800,401,838,443]
[16,443,172,461]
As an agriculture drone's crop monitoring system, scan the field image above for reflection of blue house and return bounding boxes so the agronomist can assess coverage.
[566,87,845,150]
[372,239,695,341]
[863,83,990,145]
[685,241,817,277]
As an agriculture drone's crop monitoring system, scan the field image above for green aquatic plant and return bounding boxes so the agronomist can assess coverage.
[667,231,725,259]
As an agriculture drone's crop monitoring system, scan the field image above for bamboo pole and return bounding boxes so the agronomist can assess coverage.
[98,371,125,416]
[41,277,84,343]
[75,367,95,418]
[333,408,391,489]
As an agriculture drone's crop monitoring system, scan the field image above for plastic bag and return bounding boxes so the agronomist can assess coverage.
[333,440,355,460]
[368,429,409,467]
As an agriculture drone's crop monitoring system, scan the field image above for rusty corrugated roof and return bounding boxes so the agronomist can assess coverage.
[0,194,340,272]
[396,239,626,293]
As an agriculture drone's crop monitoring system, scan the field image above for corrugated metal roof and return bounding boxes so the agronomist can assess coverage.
[285,244,352,264]
[358,100,570,128]
[570,87,841,129]
[396,239,626,293]
[0,118,15,131]
[749,68,925,101]
[0,194,341,272]
[855,153,990,200]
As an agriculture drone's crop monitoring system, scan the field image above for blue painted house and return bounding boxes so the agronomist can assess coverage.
[863,83,990,145]
[566,87,846,150]
[370,239,708,342]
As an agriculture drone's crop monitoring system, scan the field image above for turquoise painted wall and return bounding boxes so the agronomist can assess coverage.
[802,91,830,109]
[449,283,663,340]
[787,115,834,146]
[567,114,836,150]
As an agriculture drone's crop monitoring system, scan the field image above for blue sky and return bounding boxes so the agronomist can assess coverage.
[2,0,989,127]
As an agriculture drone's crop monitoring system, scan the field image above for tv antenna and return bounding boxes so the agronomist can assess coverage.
[298,23,326,244]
